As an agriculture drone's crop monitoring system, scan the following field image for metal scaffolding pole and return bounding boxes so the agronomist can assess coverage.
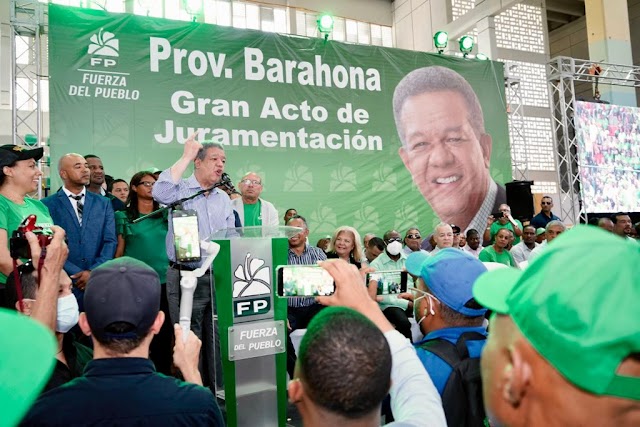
[505,74,528,181]
[547,56,640,225]
[10,0,46,198]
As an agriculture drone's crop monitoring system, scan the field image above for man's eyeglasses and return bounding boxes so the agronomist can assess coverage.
[541,201,552,205]
[406,234,421,239]
[138,181,155,187]
[385,237,402,243]
[241,179,262,186]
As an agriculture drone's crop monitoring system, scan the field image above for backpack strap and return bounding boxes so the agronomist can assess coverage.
[420,331,486,366]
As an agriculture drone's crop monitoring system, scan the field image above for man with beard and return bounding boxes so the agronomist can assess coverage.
[43,154,117,311]
[84,155,125,211]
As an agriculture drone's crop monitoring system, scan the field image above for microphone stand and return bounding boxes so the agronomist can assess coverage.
[132,180,227,224]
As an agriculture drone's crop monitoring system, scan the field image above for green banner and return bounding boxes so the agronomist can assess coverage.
[49,5,511,242]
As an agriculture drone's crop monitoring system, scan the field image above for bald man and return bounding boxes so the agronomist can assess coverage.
[231,172,279,228]
[42,154,117,311]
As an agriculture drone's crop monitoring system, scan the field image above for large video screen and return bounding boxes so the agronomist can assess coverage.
[574,101,640,213]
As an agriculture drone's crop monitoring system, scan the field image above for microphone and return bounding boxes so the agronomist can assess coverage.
[219,173,238,194]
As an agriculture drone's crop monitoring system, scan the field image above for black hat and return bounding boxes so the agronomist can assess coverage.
[0,145,44,169]
[450,224,461,234]
[84,257,161,341]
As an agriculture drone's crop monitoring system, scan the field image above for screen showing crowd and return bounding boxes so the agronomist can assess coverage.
[574,101,640,213]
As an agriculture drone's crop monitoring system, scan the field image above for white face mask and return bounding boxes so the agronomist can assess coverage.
[56,294,79,333]
[386,240,403,256]
[413,292,437,326]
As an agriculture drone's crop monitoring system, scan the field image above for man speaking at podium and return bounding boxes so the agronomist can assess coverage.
[153,133,235,388]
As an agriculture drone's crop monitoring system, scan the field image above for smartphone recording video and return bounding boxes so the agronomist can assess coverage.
[172,210,201,263]
[277,265,335,297]
[491,211,505,220]
[366,270,408,295]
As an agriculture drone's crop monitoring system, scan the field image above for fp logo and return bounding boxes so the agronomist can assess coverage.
[88,28,119,67]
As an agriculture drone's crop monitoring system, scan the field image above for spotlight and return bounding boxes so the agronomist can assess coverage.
[317,14,334,41]
[433,31,448,53]
[183,0,202,20]
[476,53,489,60]
[459,35,474,57]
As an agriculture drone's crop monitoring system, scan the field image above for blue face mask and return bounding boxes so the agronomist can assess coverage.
[56,294,79,333]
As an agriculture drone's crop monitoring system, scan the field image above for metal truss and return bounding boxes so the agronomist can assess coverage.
[10,0,47,198]
[505,75,528,181]
[549,56,640,88]
[547,56,640,225]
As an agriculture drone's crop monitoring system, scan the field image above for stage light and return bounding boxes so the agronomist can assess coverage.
[317,14,334,40]
[459,35,474,56]
[183,0,203,20]
[433,31,448,53]
[476,53,489,60]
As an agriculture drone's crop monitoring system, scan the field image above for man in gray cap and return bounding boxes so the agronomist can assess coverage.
[22,257,224,426]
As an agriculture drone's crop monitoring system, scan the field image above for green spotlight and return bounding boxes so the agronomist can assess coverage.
[317,14,334,40]
[183,0,203,18]
[433,31,448,53]
[476,53,489,60]
[459,35,474,56]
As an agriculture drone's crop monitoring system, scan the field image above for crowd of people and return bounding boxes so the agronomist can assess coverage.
[1,139,638,426]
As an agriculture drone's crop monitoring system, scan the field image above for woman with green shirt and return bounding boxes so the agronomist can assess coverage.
[0,144,53,308]
[479,228,517,267]
[114,170,173,374]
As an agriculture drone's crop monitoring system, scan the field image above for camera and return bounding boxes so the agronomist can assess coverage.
[9,215,52,259]
[492,211,505,220]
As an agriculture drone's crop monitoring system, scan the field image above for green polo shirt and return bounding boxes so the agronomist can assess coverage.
[479,245,517,267]
[243,200,262,227]
[489,219,523,244]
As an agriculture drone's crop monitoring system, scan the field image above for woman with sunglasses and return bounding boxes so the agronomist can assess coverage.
[0,145,53,308]
[326,226,365,268]
[114,170,173,374]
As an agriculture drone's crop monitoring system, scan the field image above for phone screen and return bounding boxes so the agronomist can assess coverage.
[172,210,201,263]
[277,266,335,297]
[366,270,408,295]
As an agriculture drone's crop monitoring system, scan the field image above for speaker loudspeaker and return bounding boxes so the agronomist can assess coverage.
[505,181,534,221]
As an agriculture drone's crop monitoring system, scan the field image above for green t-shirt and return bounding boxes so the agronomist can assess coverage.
[115,211,168,283]
[479,245,517,267]
[243,200,262,227]
[490,219,523,244]
[0,195,54,285]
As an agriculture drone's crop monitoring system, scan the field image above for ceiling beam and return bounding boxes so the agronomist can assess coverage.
[547,10,571,24]
[438,0,523,40]
[546,0,585,17]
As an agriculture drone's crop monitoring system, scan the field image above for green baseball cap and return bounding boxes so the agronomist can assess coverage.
[536,227,545,236]
[0,309,57,425]
[473,226,640,400]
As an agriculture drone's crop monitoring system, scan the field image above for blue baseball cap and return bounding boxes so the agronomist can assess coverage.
[406,248,488,317]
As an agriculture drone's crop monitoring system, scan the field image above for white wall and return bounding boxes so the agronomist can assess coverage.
[284,0,393,26]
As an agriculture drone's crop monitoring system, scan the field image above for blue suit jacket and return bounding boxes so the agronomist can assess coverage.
[42,189,117,276]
